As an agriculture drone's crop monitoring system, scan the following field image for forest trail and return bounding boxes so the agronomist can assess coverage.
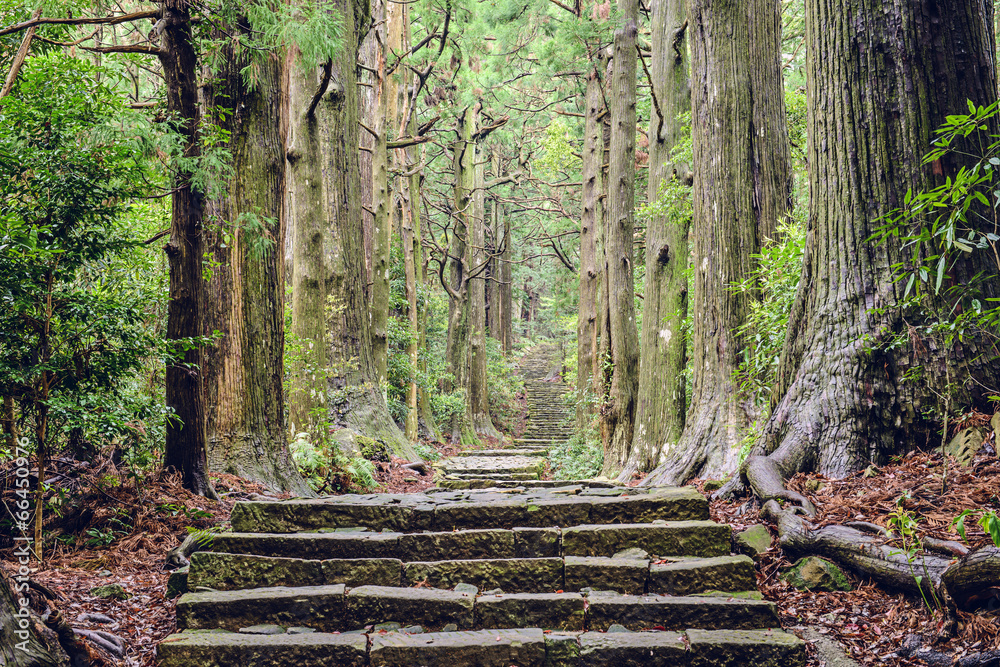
[156,353,807,667]
[434,343,580,489]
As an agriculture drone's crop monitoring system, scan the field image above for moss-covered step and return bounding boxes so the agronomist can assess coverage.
[648,555,756,596]
[369,628,546,667]
[230,487,708,533]
[687,628,806,666]
[564,556,649,595]
[187,552,402,590]
[401,557,563,592]
[473,592,586,631]
[443,472,540,481]
[586,592,780,631]
[562,521,730,559]
[345,585,475,632]
[577,630,687,666]
[176,585,347,632]
[157,630,368,667]
[454,449,548,457]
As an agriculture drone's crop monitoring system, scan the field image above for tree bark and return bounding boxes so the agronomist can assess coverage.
[600,0,641,476]
[577,63,603,430]
[286,0,417,460]
[160,0,214,497]
[625,0,689,478]
[743,0,1000,492]
[369,0,391,394]
[467,140,500,439]
[201,36,310,494]
[1,571,64,667]
[498,202,513,353]
[643,0,791,486]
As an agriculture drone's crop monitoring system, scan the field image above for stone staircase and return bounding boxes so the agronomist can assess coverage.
[158,485,805,665]
[435,344,581,491]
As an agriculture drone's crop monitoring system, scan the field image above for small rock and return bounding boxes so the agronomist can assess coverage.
[76,613,114,624]
[702,479,725,492]
[238,624,285,635]
[441,623,458,632]
[651,519,667,525]
[819,612,839,624]
[481,589,503,596]
[287,627,316,635]
[612,547,649,560]
[804,479,824,493]
[97,570,113,578]
[454,583,478,596]
[88,584,130,600]
[607,624,629,633]
[781,556,852,592]
[401,626,424,634]
[373,622,402,633]
[734,525,772,558]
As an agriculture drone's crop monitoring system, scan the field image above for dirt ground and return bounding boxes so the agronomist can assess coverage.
[2,441,998,666]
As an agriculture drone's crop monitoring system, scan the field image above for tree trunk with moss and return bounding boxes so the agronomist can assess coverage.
[577,63,604,430]
[1,571,62,667]
[201,39,310,495]
[741,0,1000,497]
[286,0,417,461]
[369,0,391,393]
[643,0,791,486]
[467,140,500,439]
[600,0,641,476]
[624,0,689,478]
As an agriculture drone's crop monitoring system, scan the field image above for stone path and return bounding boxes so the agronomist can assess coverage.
[436,344,582,490]
[158,345,806,666]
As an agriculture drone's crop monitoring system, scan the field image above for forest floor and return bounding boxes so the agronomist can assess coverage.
[2,436,998,666]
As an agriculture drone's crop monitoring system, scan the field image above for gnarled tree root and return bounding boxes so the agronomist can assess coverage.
[744,454,999,636]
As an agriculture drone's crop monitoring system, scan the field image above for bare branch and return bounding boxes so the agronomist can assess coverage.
[0,9,160,38]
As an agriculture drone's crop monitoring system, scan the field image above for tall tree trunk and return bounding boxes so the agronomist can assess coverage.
[286,0,417,461]
[624,0,690,478]
[600,0,641,476]
[498,201,513,352]
[468,141,500,439]
[443,105,477,444]
[201,38,310,494]
[369,0,391,394]
[643,0,791,486]
[160,0,213,497]
[577,62,604,429]
[744,0,1000,494]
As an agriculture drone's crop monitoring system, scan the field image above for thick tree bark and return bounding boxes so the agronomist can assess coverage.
[369,0,391,393]
[286,0,417,460]
[443,105,476,444]
[160,0,214,497]
[1,571,64,667]
[467,141,500,439]
[201,38,310,494]
[625,0,689,478]
[577,63,603,430]
[643,0,791,486]
[743,0,1000,491]
[600,0,641,476]
[498,202,513,353]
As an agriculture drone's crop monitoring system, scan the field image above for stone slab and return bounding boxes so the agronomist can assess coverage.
[211,532,401,560]
[402,558,564,593]
[344,585,474,632]
[587,593,780,631]
[176,585,346,632]
[188,552,324,590]
[514,527,561,558]
[588,487,709,523]
[474,592,585,631]
[398,529,515,561]
[369,628,546,667]
[562,522,730,559]
[564,556,648,595]
[321,559,402,587]
[157,630,368,667]
[649,555,756,596]
[687,628,806,666]
[578,630,687,666]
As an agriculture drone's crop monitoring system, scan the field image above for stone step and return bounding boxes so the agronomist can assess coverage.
[229,487,709,533]
[158,627,805,667]
[176,586,779,636]
[435,479,614,490]
[434,456,545,476]
[440,472,540,481]
[562,522,730,558]
[190,550,754,597]
[454,449,547,457]
[586,592,780,631]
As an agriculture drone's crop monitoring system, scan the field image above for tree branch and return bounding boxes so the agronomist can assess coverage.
[0,8,41,100]
[0,9,160,37]
[306,59,332,118]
